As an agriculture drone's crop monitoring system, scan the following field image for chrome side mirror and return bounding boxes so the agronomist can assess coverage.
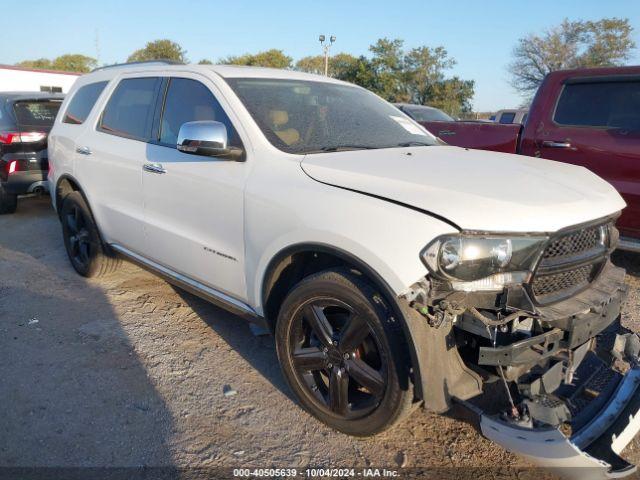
[177,120,243,160]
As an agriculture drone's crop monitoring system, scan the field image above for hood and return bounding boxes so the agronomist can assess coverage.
[301,146,626,232]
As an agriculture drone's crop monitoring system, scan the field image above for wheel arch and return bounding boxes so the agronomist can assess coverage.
[260,242,426,399]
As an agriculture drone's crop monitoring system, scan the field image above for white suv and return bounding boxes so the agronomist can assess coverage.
[49,61,640,475]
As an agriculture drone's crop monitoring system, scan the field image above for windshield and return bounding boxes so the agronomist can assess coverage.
[225,78,437,154]
[13,100,62,128]
[405,106,453,122]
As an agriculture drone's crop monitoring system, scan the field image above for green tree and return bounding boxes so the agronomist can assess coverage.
[52,54,96,73]
[368,38,407,101]
[295,53,360,77]
[429,77,475,117]
[221,49,292,69]
[127,39,187,63]
[16,58,53,69]
[198,59,213,65]
[403,46,455,105]
[16,54,96,73]
[509,18,635,97]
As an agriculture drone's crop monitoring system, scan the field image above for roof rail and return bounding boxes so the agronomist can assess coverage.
[91,60,184,72]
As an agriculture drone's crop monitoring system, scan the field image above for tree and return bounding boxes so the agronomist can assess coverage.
[52,54,96,73]
[127,39,187,63]
[509,18,635,97]
[403,46,455,105]
[16,58,52,70]
[368,38,407,101]
[429,77,475,117]
[221,49,292,69]
[16,54,96,73]
[198,59,213,65]
[295,53,360,77]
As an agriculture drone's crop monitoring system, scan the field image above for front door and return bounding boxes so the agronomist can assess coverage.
[142,75,249,300]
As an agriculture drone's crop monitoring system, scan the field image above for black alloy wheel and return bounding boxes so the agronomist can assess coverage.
[290,297,387,419]
[276,269,414,436]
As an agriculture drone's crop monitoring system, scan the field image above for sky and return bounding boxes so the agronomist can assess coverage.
[1,0,638,111]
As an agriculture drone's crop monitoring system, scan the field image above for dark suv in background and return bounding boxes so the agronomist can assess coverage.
[0,92,63,213]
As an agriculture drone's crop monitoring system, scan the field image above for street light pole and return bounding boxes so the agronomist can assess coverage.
[319,35,336,76]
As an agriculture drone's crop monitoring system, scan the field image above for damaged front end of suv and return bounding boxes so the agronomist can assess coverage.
[402,215,640,477]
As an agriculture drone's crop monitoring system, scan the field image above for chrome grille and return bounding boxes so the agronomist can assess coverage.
[531,221,610,303]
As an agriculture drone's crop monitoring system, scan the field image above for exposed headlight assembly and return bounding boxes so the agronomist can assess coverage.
[421,235,548,291]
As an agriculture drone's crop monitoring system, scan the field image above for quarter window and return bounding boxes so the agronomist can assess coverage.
[99,77,161,140]
[159,78,240,147]
[498,112,516,124]
[554,80,640,130]
[63,81,108,124]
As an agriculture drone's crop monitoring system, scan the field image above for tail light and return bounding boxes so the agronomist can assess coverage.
[0,131,46,144]
[7,160,17,174]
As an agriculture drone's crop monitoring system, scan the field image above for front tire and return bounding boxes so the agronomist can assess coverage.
[60,191,120,277]
[275,268,414,436]
[0,184,18,214]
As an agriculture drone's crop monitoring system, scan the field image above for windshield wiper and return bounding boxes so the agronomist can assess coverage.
[394,141,433,147]
[317,145,380,152]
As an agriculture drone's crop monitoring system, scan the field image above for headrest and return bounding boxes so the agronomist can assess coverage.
[269,110,289,127]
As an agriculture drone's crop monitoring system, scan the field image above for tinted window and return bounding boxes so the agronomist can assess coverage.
[406,106,454,122]
[99,77,161,140]
[554,80,640,130]
[499,112,516,124]
[159,78,241,147]
[63,81,108,124]
[13,100,62,127]
[226,78,436,154]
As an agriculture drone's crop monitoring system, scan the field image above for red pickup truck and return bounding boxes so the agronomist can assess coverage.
[419,66,640,249]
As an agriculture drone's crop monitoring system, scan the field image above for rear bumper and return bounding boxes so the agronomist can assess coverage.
[2,170,48,194]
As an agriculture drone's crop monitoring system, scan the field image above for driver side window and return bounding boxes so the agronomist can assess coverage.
[159,78,241,147]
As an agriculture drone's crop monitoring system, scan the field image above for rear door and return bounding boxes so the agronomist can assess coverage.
[74,75,163,251]
[534,77,640,237]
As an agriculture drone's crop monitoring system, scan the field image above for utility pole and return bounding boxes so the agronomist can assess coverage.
[319,35,336,76]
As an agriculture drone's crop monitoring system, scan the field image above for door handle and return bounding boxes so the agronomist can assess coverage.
[438,130,456,136]
[143,163,166,174]
[76,146,92,155]
[542,141,572,149]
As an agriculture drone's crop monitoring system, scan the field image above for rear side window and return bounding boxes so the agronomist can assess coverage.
[554,80,640,130]
[13,100,62,127]
[159,78,241,147]
[63,81,108,124]
[99,77,161,141]
[498,112,516,124]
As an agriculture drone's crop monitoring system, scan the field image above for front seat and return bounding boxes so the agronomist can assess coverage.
[268,110,300,146]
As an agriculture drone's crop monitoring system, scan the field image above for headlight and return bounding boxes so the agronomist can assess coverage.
[421,234,548,291]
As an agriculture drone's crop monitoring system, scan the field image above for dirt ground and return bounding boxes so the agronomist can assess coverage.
[2,195,640,479]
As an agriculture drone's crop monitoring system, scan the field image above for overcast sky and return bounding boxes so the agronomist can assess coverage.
[2,0,638,111]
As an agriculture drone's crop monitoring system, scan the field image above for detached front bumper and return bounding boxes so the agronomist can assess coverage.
[401,259,640,477]
[481,364,640,478]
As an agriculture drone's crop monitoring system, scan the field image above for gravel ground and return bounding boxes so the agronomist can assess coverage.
[2,195,640,479]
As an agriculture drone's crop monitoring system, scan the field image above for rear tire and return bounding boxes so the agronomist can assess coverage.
[0,184,18,214]
[275,268,414,436]
[60,191,120,277]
